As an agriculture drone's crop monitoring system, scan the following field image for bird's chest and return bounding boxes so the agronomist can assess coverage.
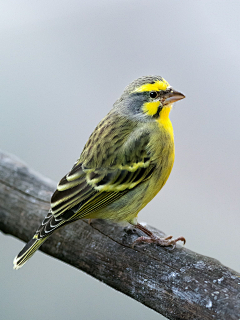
[146,121,175,201]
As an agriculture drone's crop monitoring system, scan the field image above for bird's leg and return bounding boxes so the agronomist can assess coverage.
[132,223,186,248]
[88,219,92,225]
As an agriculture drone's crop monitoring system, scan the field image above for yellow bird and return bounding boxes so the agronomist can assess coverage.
[13,75,185,269]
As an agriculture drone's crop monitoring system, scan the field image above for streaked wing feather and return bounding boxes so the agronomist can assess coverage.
[80,163,156,218]
[50,123,154,221]
[51,161,155,220]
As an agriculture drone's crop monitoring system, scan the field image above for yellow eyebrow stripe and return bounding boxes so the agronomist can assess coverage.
[133,79,170,93]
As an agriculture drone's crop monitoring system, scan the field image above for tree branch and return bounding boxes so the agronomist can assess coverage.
[0,150,239,320]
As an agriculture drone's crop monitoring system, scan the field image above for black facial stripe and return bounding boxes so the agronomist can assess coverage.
[153,105,163,119]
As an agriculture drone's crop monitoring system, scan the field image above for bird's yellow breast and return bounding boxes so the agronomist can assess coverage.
[141,106,175,207]
[142,101,174,142]
[157,105,174,141]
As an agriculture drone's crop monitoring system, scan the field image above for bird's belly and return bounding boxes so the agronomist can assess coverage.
[88,126,175,224]
[141,137,175,209]
[88,142,175,224]
[87,181,149,223]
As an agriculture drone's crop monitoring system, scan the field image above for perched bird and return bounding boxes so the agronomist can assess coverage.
[13,75,185,270]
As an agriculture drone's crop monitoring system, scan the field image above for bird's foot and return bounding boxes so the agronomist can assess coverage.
[132,223,186,249]
[132,234,186,249]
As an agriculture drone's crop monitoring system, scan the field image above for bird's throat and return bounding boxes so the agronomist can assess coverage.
[157,105,174,141]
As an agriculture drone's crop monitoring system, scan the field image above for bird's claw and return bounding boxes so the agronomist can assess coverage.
[132,235,186,249]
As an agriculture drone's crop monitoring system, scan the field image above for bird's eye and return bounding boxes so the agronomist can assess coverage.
[150,91,158,99]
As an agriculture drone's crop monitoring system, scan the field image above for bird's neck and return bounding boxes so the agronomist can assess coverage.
[157,105,174,141]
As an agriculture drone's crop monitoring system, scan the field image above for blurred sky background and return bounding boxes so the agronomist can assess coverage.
[0,1,240,320]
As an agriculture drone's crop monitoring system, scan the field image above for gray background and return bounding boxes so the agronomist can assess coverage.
[1,1,240,319]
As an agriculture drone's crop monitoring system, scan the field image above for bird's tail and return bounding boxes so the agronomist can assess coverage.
[13,236,48,270]
[13,209,67,270]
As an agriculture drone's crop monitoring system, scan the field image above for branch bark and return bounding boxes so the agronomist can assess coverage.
[0,150,239,320]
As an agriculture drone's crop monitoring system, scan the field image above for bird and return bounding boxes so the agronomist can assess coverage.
[13,75,186,270]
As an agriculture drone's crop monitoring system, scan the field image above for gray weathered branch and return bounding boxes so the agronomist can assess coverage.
[0,150,239,320]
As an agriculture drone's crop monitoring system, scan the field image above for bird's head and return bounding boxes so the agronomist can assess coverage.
[117,75,185,121]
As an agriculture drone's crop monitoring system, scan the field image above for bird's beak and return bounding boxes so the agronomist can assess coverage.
[163,89,185,105]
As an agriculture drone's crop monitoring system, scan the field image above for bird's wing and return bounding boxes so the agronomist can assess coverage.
[51,115,155,221]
